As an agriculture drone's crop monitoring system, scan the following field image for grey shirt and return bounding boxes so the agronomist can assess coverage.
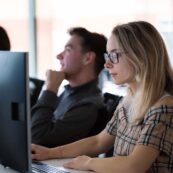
[31,79,104,147]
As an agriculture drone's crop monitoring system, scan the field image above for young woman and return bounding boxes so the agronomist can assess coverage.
[32,21,173,173]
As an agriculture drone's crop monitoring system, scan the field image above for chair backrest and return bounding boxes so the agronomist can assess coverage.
[88,93,123,136]
[103,92,123,121]
[29,77,45,107]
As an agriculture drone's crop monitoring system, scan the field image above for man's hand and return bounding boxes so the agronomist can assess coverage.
[45,70,65,93]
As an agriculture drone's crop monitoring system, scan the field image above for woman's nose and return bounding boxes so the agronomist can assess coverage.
[104,61,113,69]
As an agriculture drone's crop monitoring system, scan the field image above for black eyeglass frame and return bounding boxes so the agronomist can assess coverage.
[104,51,124,64]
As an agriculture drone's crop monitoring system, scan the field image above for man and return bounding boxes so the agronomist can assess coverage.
[31,27,107,147]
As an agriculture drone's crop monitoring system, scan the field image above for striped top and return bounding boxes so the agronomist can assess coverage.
[106,102,173,173]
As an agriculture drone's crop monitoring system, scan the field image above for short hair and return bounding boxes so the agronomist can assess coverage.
[0,26,11,50]
[68,27,107,75]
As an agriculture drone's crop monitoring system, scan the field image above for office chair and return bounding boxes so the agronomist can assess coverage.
[88,93,123,136]
[88,92,122,156]
[29,77,45,107]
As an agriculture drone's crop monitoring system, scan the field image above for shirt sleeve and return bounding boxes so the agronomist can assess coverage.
[106,99,125,136]
[106,110,119,136]
[137,106,173,158]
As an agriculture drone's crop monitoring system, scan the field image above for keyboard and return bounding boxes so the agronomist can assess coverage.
[32,161,70,173]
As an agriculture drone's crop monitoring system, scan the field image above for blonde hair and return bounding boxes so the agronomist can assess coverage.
[112,21,173,122]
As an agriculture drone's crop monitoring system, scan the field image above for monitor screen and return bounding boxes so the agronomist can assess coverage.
[0,51,32,173]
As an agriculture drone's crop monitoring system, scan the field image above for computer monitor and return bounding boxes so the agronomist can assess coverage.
[0,51,32,173]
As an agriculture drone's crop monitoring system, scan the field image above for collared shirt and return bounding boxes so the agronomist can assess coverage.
[31,79,104,147]
[106,103,173,173]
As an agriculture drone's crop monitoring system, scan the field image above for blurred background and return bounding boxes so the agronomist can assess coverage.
[1,0,173,95]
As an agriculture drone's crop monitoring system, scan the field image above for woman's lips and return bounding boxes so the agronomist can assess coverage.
[110,73,117,77]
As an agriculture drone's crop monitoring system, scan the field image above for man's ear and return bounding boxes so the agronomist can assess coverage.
[83,52,96,65]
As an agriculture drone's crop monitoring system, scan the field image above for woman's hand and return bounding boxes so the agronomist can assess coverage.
[31,144,52,161]
[63,155,92,171]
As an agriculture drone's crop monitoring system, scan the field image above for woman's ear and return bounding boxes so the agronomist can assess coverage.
[83,52,96,65]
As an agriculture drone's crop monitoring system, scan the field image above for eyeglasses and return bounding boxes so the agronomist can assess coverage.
[104,51,124,64]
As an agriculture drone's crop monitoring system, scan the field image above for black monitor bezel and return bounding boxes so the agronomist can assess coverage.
[0,51,31,173]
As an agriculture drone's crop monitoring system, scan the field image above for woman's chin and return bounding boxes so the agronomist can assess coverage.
[114,80,124,86]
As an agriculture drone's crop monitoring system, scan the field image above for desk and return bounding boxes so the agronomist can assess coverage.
[0,158,93,173]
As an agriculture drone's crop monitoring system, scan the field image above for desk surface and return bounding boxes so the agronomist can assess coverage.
[0,158,93,173]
